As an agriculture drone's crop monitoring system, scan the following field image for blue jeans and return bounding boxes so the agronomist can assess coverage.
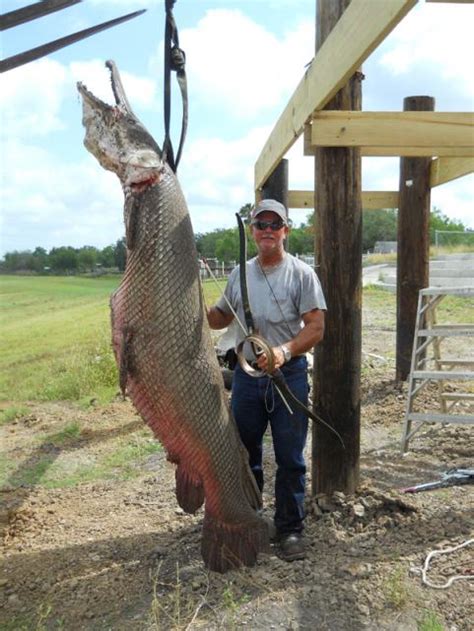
[231,356,309,535]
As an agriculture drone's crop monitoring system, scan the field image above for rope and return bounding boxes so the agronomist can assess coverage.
[411,538,474,589]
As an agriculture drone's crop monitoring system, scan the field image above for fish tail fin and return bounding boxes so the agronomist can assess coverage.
[175,464,205,514]
[201,511,269,573]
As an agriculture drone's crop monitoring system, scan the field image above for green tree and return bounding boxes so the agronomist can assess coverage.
[215,229,239,263]
[32,247,48,272]
[49,247,78,273]
[430,207,466,245]
[287,226,314,255]
[114,238,127,271]
[1,250,36,272]
[362,209,398,252]
[99,245,115,268]
[195,229,224,259]
[77,246,98,272]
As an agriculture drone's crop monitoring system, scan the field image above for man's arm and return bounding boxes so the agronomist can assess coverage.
[206,305,235,330]
[256,308,325,372]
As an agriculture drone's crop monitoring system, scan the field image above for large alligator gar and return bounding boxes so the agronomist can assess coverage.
[77,61,268,572]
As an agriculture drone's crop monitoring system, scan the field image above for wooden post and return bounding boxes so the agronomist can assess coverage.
[313,0,362,496]
[396,96,434,382]
[261,159,289,209]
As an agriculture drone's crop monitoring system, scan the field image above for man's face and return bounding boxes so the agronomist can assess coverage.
[250,211,289,256]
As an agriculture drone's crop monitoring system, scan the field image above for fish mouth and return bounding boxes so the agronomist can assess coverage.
[77,82,109,109]
[77,60,136,117]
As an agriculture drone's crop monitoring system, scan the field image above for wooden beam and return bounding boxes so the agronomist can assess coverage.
[288,190,399,209]
[426,1,474,4]
[304,120,474,157]
[254,0,417,191]
[360,191,399,208]
[312,0,362,497]
[360,146,474,157]
[430,157,474,186]
[307,111,474,152]
[396,96,434,382]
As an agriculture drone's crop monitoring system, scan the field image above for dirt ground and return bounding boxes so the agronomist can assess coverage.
[1,305,473,630]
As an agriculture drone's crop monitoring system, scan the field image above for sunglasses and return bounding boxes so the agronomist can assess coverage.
[252,219,285,231]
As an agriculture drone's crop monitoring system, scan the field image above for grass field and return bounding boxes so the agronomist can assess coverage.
[0,275,227,407]
[0,276,121,404]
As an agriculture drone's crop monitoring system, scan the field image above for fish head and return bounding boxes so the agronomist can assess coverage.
[77,61,164,193]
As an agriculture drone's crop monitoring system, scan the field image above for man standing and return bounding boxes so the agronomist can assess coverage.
[206,199,326,561]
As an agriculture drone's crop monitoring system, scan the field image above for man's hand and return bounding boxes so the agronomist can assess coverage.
[255,345,285,373]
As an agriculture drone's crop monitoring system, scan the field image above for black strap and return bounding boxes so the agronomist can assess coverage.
[163,0,188,172]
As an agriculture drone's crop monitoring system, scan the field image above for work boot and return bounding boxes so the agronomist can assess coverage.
[278,533,306,561]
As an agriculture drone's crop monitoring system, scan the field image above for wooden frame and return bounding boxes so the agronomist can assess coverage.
[305,111,474,156]
[430,157,474,186]
[254,0,417,191]
[288,190,399,210]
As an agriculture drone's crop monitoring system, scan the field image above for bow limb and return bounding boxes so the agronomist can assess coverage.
[236,213,256,336]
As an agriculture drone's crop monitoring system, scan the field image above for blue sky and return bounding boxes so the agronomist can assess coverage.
[1,0,473,257]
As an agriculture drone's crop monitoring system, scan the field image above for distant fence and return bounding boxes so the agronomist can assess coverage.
[199,258,236,279]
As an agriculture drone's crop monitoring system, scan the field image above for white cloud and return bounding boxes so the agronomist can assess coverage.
[431,175,474,229]
[0,139,124,254]
[0,59,68,137]
[379,3,474,100]
[181,125,271,210]
[172,9,313,118]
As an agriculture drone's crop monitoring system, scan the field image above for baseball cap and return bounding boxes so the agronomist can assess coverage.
[251,199,288,225]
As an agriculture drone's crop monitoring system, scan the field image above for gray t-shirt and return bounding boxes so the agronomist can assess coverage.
[217,254,327,358]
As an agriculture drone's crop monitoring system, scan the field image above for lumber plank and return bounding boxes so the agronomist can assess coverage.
[430,157,474,186]
[407,412,474,424]
[412,370,474,380]
[254,0,417,191]
[288,190,399,209]
[426,1,474,4]
[360,146,474,157]
[305,121,474,157]
[308,111,474,149]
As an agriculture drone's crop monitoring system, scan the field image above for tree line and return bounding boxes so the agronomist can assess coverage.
[0,239,127,274]
[1,207,469,274]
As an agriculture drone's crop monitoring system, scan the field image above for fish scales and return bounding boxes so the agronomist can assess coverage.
[77,61,268,572]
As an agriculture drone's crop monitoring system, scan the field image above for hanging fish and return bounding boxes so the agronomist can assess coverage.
[77,61,268,572]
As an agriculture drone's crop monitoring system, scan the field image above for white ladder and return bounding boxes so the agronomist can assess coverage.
[401,286,474,453]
